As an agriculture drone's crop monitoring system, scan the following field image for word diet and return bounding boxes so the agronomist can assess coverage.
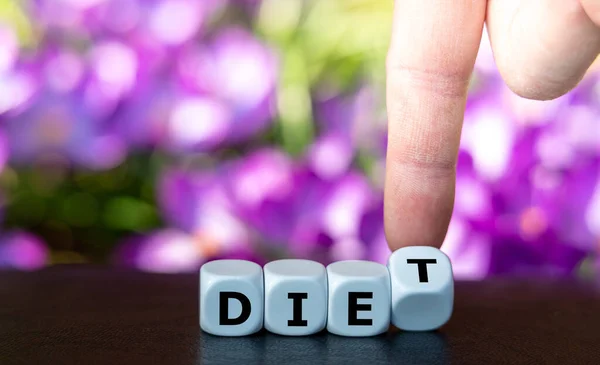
[199,246,453,337]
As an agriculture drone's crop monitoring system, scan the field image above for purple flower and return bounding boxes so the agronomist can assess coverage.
[29,0,109,33]
[113,229,207,273]
[115,164,258,272]
[443,123,599,279]
[116,146,384,271]
[0,69,37,116]
[0,23,18,75]
[143,0,208,46]
[4,87,128,170]
[358,201,391,265]
[113,226,266,273]
[0,129,9,173]
[314,85,387,158]
[225,148,295,213]
[305,131,354,180]
[41,48,85,95]
[0,231,48,270]
[163,95,234,152]
[223,148,381,262]
[0,31,38,117]
[114,27,278,153]
[587,180,600,248]
[157,166,251,249]
[84,40,140,116]
[172,27,278,148]
[110,76,174,148]
[29,0,223,43]
[113,80,232,151]
[433,62,600,280]
[1,36,133,170]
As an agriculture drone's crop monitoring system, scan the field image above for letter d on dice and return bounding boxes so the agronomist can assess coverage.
[200,260,263,336]
[388,246,453,331]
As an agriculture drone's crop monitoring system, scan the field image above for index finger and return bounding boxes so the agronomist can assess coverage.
[385,0,486,250]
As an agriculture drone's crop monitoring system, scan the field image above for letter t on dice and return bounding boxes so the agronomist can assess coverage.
[388,247,454,331]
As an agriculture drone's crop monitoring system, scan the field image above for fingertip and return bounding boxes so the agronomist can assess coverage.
[384,211,452,252]
[383,161,455,252]
[487,0,600,102]
[580,0,600,26]
[498,58,586,101]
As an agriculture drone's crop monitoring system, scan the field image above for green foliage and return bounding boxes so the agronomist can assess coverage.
[1,154,164,263]
[257,0,393,154]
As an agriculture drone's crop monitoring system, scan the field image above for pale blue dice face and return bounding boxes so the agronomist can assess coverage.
[200,260,264,336]
[387,246,454,331]
[264,259,327,336]
[326,260,391,337]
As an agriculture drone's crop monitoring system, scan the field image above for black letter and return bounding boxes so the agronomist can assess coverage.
[219,292,251,325]
[288,293,308,326]
[348,292,373,326]
[406,259,437,283]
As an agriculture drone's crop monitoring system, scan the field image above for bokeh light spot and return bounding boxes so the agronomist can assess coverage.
[90,41,138,98]
[148,0,203,45]
[45,51,84,93]
[519,206,548,240]
[168,97,230,150]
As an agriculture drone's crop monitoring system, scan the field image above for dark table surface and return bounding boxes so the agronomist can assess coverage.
[1,265,600,365]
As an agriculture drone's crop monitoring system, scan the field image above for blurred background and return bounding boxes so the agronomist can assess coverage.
[0,0,599,280]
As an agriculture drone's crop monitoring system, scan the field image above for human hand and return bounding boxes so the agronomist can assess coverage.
[385,0,600,251]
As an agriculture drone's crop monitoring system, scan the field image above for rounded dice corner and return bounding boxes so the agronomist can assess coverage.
[391,290,453,332]
[402,308,453,332]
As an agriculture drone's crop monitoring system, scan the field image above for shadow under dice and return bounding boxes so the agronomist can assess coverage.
[388,246,454,331]
[327,260,391,337]
[200,259,264,336]
[264,259,327,336]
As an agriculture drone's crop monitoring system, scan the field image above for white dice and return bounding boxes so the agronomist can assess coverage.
[199,246,454,336]
[326,260,390,336]
[264,259,327,336]
[199,259,264,336]
[388,246,454,331]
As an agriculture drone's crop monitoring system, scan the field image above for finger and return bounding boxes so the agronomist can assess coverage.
[580,0,600,26]
[385,0,486,250]
[487,0,600,100]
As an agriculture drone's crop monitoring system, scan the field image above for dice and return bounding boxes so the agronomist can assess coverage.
[326,260,390,336]
[264,259,328,336]
[388,246,454,331]
[199,259,264,336]
[199,247,453,336]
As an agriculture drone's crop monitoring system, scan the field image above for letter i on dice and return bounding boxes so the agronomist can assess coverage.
[199,247,454,336]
